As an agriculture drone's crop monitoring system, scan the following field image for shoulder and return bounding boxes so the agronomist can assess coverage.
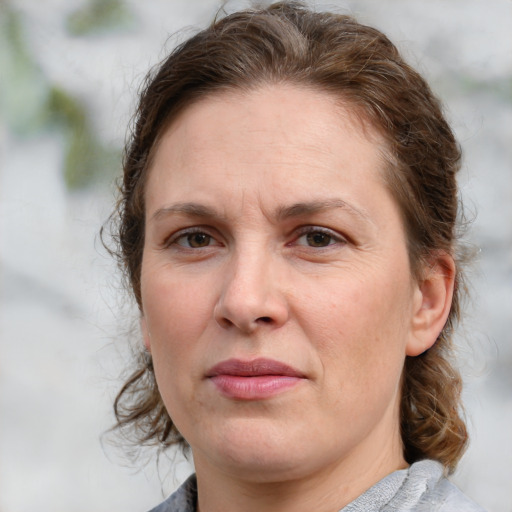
[369,460,487,512]
[400,460,487,512]
[146,474,197,512]
[423,478,486,512]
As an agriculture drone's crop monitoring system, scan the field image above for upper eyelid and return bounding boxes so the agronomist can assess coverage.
[162,224,347,245]
[294,225,347,240]
[295,225,338,234]
[164,226,220,246]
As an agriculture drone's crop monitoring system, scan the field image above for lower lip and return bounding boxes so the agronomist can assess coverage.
[209,375,303,400]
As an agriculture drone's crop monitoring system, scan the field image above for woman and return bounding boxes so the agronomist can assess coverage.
[108,2,485,511]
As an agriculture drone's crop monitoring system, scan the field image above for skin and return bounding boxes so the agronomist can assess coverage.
[140,85,455,512]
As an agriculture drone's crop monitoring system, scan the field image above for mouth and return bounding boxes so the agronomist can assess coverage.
[206,358,306,400]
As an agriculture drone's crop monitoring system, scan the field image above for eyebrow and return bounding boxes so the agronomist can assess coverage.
[150,198,373,226]
[151,203,223,223]
[276,199,373,225]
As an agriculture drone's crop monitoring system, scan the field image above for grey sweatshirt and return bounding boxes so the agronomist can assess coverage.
[148,460,485,512]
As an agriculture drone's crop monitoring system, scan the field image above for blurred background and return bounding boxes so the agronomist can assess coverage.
[0,0,510,510]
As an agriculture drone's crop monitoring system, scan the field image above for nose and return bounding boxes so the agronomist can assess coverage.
[214,249,289,333]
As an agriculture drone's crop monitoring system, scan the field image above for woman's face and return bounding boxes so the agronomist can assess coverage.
[140,85,424,483]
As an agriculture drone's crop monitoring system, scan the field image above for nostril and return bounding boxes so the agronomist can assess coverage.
[222,318,234,327]
[257,316,272,324]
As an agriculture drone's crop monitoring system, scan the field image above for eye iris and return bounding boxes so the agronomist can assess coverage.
[306,232,331,247]
[188,233,210,247]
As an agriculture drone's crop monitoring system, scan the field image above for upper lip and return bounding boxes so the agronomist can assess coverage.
[206,358,305,378]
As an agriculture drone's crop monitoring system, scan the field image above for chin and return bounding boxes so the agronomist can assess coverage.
[193,417,333,483]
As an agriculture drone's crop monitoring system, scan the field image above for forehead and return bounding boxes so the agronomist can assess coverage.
[145,84,391,217]
[155,84,383,154]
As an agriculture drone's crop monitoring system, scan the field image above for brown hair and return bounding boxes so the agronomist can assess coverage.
[109,1,468,473]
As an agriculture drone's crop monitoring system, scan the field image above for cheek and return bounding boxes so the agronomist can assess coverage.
[141,274,215,427]
[300,271,411,388]
[141,268,215,375]
[143,263,213,328]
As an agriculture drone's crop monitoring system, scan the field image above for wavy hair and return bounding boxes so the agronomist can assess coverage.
[107,1,469,473]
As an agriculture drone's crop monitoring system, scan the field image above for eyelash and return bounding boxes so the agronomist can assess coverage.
[166,225,347,251]
[292,226,347,249]
[166,227,219,249]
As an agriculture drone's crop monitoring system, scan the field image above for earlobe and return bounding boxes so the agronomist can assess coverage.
[141,316,152,352]
[406,253,456,357]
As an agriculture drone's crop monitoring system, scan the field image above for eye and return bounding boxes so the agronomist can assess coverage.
[304,231,333,247]
[294,227,345,248]
[170,229,219,249]
[182,232,212,248]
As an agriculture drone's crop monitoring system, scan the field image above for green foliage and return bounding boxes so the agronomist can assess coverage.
[66,0,135,36]
[461,75,512,103]
[47,87,121,190]
[0,7,48,135]
[0,5,121,190]
[438,70,512,105]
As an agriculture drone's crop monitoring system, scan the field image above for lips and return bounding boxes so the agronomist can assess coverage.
[206,358,305,400]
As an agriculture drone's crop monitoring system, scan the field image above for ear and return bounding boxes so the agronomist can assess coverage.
[406,252,456,357]
[140,316,152,353]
